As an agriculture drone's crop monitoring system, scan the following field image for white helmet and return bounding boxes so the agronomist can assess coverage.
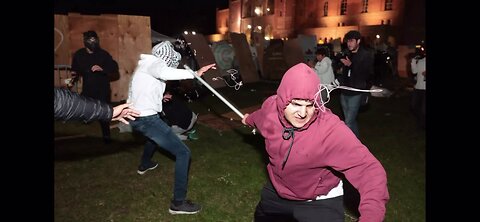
[152,41,182,68]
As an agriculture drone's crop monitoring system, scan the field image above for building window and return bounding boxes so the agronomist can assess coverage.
[324,2,328,16]
[361,0,368,13]
[266,0,275,15]
[385,0,393,11]
[387,19,391,25]
[280,11,282,17]
[340,0,347,15]
[242,1,252,18]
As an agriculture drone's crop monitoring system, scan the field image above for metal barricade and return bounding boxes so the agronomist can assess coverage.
[54,64,81,93]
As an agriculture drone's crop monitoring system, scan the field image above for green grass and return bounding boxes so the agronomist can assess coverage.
[55,80,425,222]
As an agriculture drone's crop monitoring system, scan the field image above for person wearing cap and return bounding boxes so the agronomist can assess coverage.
[241,63,389,222]
[338,30,375,138]
[126,40,215,215]
[70,30,119,144]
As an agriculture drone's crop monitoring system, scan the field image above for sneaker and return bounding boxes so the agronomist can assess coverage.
[168,200,201,215]
[137,162,158,175]
[187,130,199,140]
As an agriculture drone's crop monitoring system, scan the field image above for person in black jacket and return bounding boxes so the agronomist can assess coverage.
[338,30,374,138]
[54,88,139,124]
[69,30,119,143]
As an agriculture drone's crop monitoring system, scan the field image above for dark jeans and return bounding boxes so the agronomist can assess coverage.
[254,180,344,222]
[411,89,426,128]
[340,93,363,137]
[130,114,191,201]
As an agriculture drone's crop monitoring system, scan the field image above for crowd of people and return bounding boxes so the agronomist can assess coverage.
[55,28,430,221]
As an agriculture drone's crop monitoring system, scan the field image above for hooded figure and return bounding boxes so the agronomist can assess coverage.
[71,30,119,144]
[83,30,100,52]
[242,63,389,222]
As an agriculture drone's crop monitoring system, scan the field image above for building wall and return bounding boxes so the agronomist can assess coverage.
[216,0,423,46]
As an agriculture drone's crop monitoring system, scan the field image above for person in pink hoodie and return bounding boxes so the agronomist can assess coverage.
[241,63,389,222]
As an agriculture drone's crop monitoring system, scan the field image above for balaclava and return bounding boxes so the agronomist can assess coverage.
[83,30,100,52]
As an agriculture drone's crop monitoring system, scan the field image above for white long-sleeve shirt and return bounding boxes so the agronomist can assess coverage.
[128,54,195,117]
[410,57,426,90]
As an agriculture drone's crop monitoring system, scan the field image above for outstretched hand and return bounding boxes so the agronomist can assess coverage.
[241,113,249,125]
[196,63,216,77]
[112,103,140,124]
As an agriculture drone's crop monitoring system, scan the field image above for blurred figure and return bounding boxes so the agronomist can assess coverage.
[70,30,119,144]
[161,91,199,141]
[312,47,335,102]
[410,45,426,129]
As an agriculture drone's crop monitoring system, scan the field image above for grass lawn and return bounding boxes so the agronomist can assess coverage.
[55,80,425,221]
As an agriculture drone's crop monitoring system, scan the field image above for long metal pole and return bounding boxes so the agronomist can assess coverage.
[184,65,244,119]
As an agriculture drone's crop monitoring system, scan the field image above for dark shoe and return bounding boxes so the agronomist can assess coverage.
[169,200,201,215]
[137,162,158,175]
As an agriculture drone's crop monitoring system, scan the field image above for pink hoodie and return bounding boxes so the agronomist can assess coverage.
[245,63,389,222]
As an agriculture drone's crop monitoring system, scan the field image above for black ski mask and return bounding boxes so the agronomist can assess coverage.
[83,31,100,52]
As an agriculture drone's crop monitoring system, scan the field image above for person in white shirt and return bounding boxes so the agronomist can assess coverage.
[127,41,215,214]
[410,46,426,129]
[313,47,335,102]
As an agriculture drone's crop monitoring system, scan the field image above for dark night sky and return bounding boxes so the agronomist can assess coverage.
[53,0,229,37]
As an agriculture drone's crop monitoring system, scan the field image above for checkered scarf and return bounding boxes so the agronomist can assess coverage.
[151,41,182,68]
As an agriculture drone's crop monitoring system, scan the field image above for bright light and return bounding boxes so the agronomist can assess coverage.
[184,31,189,35]
[192,31,196,35]
[267,8,270,12]
[247,24,252,29]
[257,26,262,31]
[255,7,261,15]
[376,34,380,39]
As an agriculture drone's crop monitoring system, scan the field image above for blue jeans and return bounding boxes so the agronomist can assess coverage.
[130,114,191,201]
[340,94,362,137]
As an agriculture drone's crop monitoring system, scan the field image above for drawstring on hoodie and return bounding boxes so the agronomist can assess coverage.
[281,127,296,170]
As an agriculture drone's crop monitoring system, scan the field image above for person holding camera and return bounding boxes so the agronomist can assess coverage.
[410,46,426,129]
[338,30,375,138]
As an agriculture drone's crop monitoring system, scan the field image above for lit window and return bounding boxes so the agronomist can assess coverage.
[340,0,347,15]
[362,0,368,13]
[385,0,393,11]
[324,2,328,16]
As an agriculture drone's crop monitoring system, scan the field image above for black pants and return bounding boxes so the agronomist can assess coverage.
[411,89,426,128]
[254,180,344,222]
